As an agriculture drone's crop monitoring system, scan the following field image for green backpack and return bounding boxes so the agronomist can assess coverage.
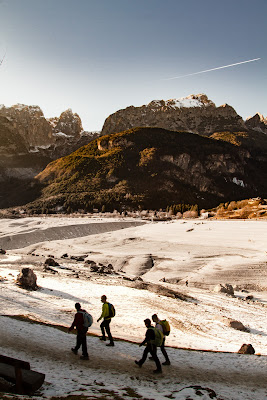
[159,319,171,336]
[149,327,163,347]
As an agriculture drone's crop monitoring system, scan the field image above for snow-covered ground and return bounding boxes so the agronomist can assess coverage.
[0,217,266,400]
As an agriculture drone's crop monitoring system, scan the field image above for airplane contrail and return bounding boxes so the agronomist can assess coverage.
[0,50,6,66]
[164,58,261,80]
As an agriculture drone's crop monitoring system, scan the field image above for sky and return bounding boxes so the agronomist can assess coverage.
[0,0,266,131]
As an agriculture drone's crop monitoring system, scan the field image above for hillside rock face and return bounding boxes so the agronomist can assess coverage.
[101,94,247,136]
[0,104,96,173]
[28,127,267,213]
[245,113,267,134]
[0,104,99,207]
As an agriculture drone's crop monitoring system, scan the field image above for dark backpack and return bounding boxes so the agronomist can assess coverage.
[107,302,115,318]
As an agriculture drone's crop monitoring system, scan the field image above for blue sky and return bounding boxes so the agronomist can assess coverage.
[0,0,266,131]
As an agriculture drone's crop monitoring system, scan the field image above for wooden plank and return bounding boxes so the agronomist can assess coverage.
[0,355,30,370]
[0,363,45,393]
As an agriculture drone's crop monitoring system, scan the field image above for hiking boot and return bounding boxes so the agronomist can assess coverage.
[106,342,114,346]
[99,336,106,341]
[153,369,162,374]
[135,360,142,368]
[80,355,89,360]
[71,348,78,355]
[162,360,171,365]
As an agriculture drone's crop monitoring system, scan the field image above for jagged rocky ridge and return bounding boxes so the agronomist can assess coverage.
[24,126,267,213]
[0,105,99,207]
[101,94,267,136]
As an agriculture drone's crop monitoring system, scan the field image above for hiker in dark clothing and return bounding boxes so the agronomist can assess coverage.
[68,302,89,360]
[135,318,162,374]
[97,295,114,346]
[152,314,170,365]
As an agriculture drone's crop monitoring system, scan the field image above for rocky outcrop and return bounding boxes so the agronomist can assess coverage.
[214,283,234,295]
[49,109,83,137]
[0,104,99,207]
[16,267,37,290]
[0,104,53,150]
[245,113,267,134]
[101,94,247,136]
[238,344,255,354]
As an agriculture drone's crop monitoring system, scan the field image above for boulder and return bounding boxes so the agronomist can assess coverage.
[0,249,6,254]
[90,264,99,272]
[227,319,249,332]
[44,258,59,267]
[238,344,255,354]
[214,283,234,295]
[17,268,37,290]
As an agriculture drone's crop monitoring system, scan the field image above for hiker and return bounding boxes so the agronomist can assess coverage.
[68,302,89,360]
[152,314,170,365]
[97,295,114,346]
[135,318,162,374]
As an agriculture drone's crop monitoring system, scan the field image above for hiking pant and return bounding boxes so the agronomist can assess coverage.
[100,319,114,344]
[160,337,170,362]
[75,327,88,356]
[139,343,161,371]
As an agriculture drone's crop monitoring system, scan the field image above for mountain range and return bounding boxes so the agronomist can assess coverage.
[0,94,266,211]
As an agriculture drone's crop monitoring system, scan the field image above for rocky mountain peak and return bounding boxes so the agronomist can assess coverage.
[101,94,246,136]
[245,113,267,134]
[51,108,83,137]
[0,103,53,149]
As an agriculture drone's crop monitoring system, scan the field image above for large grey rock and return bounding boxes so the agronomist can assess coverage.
[238,344,255,354]
[227,319,249,332]
[17,268,37,290]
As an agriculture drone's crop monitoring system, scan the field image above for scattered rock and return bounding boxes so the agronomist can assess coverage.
[123,276,134,281]
[245,294,254,300]
[238,344,255,354]
[85,259,96,265]
[17,268,37,290]
[214,283,234,295]
[160,277,181,284]
[174,385,218,399]
[43,265,58,274]
[89,262,115,274]
[227,319,249,332]
[61,253,68,258]
[70,255,87,261]
[90,264,99,272]
[44,258,60,267]
[0,249,6,254]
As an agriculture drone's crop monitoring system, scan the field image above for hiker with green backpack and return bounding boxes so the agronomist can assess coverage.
[135,318,163,374]
[97,295,115,346]
[152,314,171,365]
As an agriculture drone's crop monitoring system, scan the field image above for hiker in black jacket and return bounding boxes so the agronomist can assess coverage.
[135,318,162,374]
